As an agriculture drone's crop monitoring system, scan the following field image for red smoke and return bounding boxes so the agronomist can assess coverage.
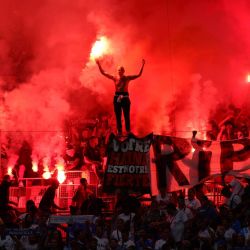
[0,0,249,160]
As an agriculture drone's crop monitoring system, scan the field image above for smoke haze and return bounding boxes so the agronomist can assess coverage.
[0,0,249,158]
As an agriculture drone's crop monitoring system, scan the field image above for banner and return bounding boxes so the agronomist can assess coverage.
[151,135,250,193]
[103,133,153,193]
[6,228,40,236]
[49,215,94,224]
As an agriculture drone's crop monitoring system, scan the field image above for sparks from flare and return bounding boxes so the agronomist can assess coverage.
[90,36,110,61]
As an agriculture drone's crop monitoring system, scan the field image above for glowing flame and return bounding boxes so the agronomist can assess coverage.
[90,36,109,60]
[32,161,38,172]
[191,147,195,153]
[55,162,66,184]
[247,74,250,83]
[57,170,66,184]
[7,166,13,175]
[42,171,51,179]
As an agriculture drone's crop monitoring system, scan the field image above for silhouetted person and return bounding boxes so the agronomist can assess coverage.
[96,59,145,136]
[71,177,93,214]
[0,174,18,214]
[39,178,66,214]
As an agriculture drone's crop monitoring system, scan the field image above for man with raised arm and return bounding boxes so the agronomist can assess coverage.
[96,59,145,136]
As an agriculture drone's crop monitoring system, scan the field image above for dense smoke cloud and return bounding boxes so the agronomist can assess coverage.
[0,0,249,160]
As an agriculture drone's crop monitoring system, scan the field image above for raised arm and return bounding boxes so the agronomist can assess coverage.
[96,60,115,80]
[127,59,145,80]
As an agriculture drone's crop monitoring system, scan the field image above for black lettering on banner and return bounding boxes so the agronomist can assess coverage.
[153,136,191,189]
[192,138,212,181]
[104,133,153,193]
[198,151,212,181]
[220,138,250,173]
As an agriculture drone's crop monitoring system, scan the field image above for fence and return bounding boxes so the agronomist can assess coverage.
[9,170,116,213]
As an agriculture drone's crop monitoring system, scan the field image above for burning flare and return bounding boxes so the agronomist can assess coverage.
[90,36,109,61]
[42,171,51,179]
[32,161,38,172]
[247,74,250,83]
[7,166,13,176]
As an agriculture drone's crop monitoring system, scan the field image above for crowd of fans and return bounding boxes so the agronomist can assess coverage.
[0,103,250,249]
[0,175,250,249]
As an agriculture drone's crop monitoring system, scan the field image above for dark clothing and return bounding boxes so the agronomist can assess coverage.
[64,149,83,170]
[39,186,56,213]
[0,181,11,209]
[84,145,101,162]
[113,92,131,133]
[15,141,34,178]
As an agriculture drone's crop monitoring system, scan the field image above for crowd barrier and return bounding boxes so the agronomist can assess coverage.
[8,172,224,212]
[9,171,115,212]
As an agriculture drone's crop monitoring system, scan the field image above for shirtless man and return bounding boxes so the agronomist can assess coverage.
[96,59,145,136]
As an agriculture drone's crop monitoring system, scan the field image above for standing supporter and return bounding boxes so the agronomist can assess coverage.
[135,228,154,250]
[0,143,8,181]
[19,213,39,250]
[84,136,103,186]
[110,218,125,245]
[0,174,18,215]
[222,218,236,248]
[14,140,35,185]
[117,203,135,239]
[119,229,135,249]
[217,120,236,141]
[71,177,93,214]
[0,217,17,250]
[229,178,244,197]
[94,225,109,250]
[166,202,188,245]
[240,216,250,247]
[64,144,84,171]
[197,195,219,225]
[96,59,145,136]
[154,225,173,250]
[39,178,66,214]
[155,188,171,211]
[44,227,64,250]
[109,238,119,250]
[197,218,215,249]
[185,188,201,212]
[221,186,241,210]
[177,195,193,220]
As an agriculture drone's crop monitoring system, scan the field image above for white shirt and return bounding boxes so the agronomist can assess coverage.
[181,207,193,220]
[156,193,171,204]
[224,227,236,240]
[94,236,109,250]
[185,198,201,210]
[117,213,135,224]
[111,230,122,245]
[0,235,16,250]
[230,179,244,196]
[169,210,188,242]
[198,226,215,247]
[20,236,38,250]
[154,239,166,250]
[123,239,135,248]
[225,194,241,209]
